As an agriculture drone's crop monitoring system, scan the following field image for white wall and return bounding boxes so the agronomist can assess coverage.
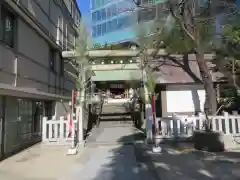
[166,84,205,113]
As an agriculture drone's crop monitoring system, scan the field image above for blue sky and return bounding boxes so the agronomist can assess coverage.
[77,0,90,15]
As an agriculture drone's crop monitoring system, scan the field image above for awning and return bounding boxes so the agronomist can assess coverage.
[92,70,142,81]
[0,83,70,100]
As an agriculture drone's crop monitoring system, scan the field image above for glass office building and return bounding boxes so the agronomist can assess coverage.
[91,0,168,44]
[91,0,138,44]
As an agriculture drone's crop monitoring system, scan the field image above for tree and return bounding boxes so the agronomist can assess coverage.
[163,1,218,118]
[133,0,235,116]
[213,17,240,112]
[92,43,102,49]
[64,20,92,91]
[134,22,162,135]
[217,21,240,90]
[131,0,237,131]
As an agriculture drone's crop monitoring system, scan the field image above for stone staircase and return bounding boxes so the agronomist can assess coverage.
[100,102,132,120]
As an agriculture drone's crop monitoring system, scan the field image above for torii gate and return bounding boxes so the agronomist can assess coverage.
[62,49,166,142]
[62,49,166,58]
[62,49,215,143]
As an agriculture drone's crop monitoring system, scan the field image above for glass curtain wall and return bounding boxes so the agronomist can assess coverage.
[91,0,137,38]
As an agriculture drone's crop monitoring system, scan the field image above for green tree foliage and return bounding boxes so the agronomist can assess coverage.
[206,20,240,112]
[213,19,240,88]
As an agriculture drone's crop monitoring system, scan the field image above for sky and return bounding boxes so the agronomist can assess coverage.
[77,0,91,34]
[77,0,90,15]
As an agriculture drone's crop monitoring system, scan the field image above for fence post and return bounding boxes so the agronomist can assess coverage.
[59,116,64,139]
[232,111,239,134]
[42,117,48,141]
[198,113,204,130]
[66,114,71,138]
[78,106,84,142]
[223,112,230,134]
[212,116,217,131]
[172,114,178,137]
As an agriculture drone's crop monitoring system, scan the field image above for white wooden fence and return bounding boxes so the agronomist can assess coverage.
[42,114,78,145]
[157,111,240,138]
[42,106,89,145]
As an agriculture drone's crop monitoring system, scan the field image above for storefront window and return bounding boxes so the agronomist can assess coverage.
[32,101,43,136]
[17,99,32,141]
[17,99,45,140]
[44,101,55,119]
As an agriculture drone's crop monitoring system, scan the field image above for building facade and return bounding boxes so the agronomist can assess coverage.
[0,0,81,159]
[91,0,138,44]
[91,0,168,44]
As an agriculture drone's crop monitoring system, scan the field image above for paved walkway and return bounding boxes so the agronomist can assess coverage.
[0,145,84,180]
[139,143,240,180]
[2,120,239,180]
[0,121,158,180]
[65,121,158,180]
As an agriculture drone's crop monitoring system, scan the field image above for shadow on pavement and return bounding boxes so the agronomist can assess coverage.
[141,140,240,180]
[86,130,240,180]
[83,130,159,180]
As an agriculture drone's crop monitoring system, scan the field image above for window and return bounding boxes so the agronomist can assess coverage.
[44,101,55,120]
[0,5,15,47]
[138,6,156,22]
[70,1,74,15]
[49,49,56,72]
[106,7,111,18]
[65,25,68,50]
[92,26,97,37]
[78,12,81,24]
[122,16,130,28]
[59,56,64,76]
[57,16,63,46]
[111,19,117,30]
[102,23,106,35]
[117,17,123,29]
[97,24,101,36]
[111,5,117,16]
[96,10,101,21]
[32,101,43,135]
[100,9,106,21]
[102,0,107,6]
[95,0,100,9]
[92,12,97,22]
[75,11,80,24]
[107,21,111,32]
[17,99,33,140]
[92,0,95,9]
